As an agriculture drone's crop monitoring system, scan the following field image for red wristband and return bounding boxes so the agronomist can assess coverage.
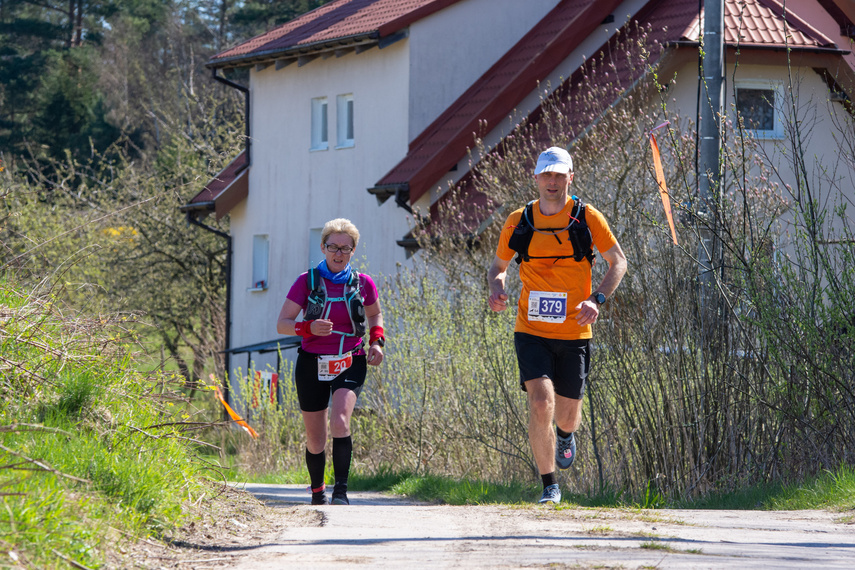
[369,325,385,346]
[295,320,315,338]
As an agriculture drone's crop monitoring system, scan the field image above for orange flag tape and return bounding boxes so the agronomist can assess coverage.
[214,386,259,438]
[649,130,678,245]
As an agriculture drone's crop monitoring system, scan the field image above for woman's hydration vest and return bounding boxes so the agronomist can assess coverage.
[507,196,595,266]
[304,268,366,340]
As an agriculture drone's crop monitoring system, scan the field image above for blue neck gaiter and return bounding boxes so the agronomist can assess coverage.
[317,260,352,284]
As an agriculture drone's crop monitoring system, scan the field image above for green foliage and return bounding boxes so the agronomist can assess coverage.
[41,370,102,419]
[0,276,217,568]
[1,82,244,383]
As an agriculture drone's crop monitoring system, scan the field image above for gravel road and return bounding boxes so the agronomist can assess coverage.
[211,483,854,569]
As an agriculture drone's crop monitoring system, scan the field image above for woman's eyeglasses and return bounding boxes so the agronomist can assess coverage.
[325,244,354,254]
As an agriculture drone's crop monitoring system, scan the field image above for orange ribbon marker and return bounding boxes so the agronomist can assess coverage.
[214,385,259,438]
[649,122,678,245]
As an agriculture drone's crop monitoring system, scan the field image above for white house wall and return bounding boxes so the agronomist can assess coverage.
[406,0,562,142]
[229,39,413,362]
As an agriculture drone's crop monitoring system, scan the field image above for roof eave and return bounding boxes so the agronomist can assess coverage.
[668,40,849,55]
[207,31,381,69]
[179,201,216,213]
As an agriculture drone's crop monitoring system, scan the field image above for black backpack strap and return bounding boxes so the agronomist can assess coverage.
[507,201,536,265]
[566,199,595,265]
[304,268,326,320]
[506,198,595,266]
[346,270,366,337]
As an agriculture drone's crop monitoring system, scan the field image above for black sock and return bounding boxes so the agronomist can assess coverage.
[541,472,557,488]
[332,435,352,490]
[306,448,326,492]
[556,427,573,439]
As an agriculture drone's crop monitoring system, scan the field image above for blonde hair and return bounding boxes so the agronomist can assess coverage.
[321,218,360,248]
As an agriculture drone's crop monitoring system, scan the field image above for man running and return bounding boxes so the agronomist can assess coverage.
[487,147,627,504]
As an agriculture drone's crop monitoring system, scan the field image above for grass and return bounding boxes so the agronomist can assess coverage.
[1,280,218,568]
[223,464,855,511]
[673,465,855,511]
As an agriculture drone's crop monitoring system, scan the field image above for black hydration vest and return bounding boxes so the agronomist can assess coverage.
[304,268,366,338]
[507,197,595,266]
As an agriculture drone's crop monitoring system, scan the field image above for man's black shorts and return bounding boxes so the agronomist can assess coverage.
[295,349,367,412]
[514,332,590,399]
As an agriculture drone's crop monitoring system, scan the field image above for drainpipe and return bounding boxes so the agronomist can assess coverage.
[200,67,249,413]
[186,214,233,416]
[212,68,251,164]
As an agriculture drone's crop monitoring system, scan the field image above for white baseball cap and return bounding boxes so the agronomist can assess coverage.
[534,146,573,175]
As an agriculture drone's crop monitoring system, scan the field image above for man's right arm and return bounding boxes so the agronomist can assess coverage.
[487,256,511,312]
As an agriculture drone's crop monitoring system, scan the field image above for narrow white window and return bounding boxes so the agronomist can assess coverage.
[311,97,328,151]
[309,228,323,269]
[251,234,269,291]
[735,82,784,139]
[336,94,354,148]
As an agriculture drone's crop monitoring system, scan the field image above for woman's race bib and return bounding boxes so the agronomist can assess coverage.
[527,291,567,323]
[317,352,353,381]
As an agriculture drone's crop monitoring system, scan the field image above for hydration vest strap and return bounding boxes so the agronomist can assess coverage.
[304,268,366,338]
[507,198,595,266]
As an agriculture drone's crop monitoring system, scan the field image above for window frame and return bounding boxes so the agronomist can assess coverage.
[250,234,269,292]
[336,93,355,149]
[309,228,323,269]
[310,97,329,151]
[734,81,785,140]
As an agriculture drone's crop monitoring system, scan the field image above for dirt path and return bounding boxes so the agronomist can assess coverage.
[167,483,855,569]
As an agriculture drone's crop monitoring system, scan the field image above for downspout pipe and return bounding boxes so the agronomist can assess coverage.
[213,68,251,165]
[207,67,250,413]
[186,212,233,416]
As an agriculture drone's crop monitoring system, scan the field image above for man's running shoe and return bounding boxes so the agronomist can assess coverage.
[331,490,350,505]
[555,430,576,470]
[311,491,328,505]
[538,484,561,504]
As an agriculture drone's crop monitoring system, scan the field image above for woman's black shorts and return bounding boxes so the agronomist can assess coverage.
[513,332,590,399]
[294,349,367,412]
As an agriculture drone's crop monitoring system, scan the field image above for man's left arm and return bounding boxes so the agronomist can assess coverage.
[575,242,627,326]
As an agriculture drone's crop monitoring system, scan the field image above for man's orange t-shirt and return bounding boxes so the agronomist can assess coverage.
[495,197,618,340]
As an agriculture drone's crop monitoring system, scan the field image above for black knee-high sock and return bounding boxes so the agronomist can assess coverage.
[332,436,352,490]
[306,448,326,492]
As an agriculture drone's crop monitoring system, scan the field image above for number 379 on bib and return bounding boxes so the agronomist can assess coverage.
[527,291,567,323]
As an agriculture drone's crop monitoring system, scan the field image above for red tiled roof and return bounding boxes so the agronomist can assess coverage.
[683,0,838,48]
[211,0,463,65]
[373,0,626,204]
[186,151,249,221]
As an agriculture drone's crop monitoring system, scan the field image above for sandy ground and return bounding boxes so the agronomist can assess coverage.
[151,482,855,570]
[115,482,855,569]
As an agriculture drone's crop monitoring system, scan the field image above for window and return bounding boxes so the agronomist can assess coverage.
[309,228,323,268]
[336,94,354,148]
[251,234,269,291]
[311,97,328,150]
[735,82,784,139]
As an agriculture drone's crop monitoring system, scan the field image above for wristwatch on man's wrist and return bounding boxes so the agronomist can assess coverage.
[592,292,607,306]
